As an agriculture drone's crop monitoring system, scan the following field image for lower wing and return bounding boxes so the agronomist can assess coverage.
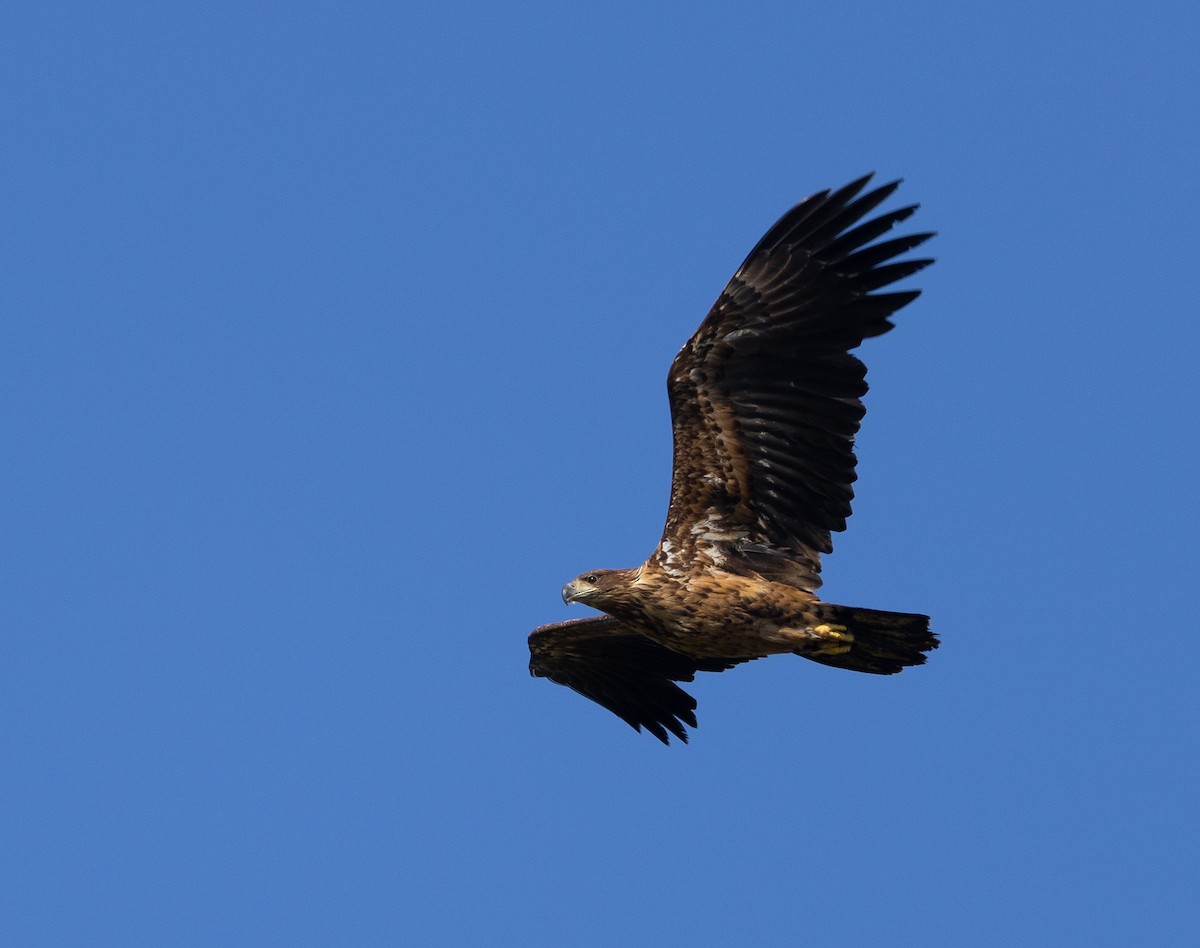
[528,616,750,744]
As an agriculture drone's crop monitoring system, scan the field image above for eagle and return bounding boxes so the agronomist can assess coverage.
[528,174,938,744]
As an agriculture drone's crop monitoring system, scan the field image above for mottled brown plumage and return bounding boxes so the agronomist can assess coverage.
[529,175,938,743]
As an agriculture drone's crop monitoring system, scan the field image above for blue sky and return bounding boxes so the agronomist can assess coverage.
[3,2,1198,944]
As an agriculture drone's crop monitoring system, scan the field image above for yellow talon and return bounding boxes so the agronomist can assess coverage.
[813,622,851,641]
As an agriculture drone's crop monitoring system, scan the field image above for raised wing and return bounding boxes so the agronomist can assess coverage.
[528,616,749,744]
[659,174,933,589]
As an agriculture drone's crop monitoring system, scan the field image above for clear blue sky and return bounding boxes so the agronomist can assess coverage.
[4,2,1197,945]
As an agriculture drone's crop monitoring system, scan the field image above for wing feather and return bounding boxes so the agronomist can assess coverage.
[528,616,748,744]
[660,175,933,587]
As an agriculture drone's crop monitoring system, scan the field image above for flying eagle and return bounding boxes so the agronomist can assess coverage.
[528,174,937,744]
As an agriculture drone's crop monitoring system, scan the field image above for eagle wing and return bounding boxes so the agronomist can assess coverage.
[528,616,750,744]
[658,174,933,589]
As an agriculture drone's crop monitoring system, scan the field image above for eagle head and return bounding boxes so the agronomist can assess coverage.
[562,569,625,607]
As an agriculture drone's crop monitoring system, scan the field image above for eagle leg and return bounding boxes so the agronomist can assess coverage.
[763,622,855,656]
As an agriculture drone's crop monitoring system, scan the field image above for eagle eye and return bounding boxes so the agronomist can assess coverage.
[583,573,598,584]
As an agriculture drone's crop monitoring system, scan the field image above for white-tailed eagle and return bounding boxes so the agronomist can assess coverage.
[529,175,937,744]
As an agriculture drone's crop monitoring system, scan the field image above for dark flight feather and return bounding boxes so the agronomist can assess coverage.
[529,617,750,744]
[661,175,933,578]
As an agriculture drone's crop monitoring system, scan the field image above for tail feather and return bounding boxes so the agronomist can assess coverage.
[800,603,938,675]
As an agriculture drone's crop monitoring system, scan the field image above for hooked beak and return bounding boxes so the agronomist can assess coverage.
[561,581,578,604]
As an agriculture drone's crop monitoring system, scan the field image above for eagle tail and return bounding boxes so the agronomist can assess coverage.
[799,604,938,675]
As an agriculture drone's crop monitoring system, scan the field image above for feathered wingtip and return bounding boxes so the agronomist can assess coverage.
[529,616,747,745]
[743,173,933,271]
